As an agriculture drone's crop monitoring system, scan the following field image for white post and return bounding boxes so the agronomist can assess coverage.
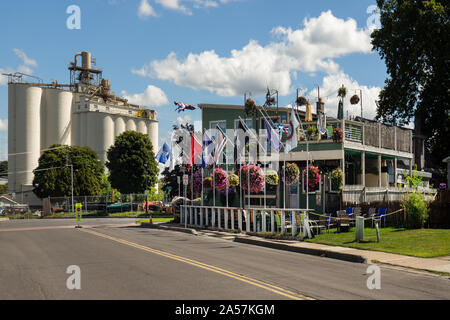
[205,207,209,226]
[231,209,235,231]
[246,210,250,232]
[262,211,266,232]
[218,208,221,229]
[270,211,275,234]
[281,211,285,235]
[194,207,198,226]
[189,207,193,225]
[211,207,215,227]
[238,209,242,231]
[184,207,187,228]
[252,210,257,232]
[180,206,184,223]
[224,209,229,230]
[200,207,203,226]
[292,212,296,237]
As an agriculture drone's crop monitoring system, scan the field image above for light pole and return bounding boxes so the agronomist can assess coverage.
[144,162,148,216]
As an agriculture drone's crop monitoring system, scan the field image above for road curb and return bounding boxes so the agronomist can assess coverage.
[234,237,367,264]
[139,223,366,263]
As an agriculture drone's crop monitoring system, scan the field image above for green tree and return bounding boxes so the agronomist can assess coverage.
[371,0,450,170]
[0,184,7,195]
[0,161,7,178]
[32,145,104,198]
[106,131,158,194]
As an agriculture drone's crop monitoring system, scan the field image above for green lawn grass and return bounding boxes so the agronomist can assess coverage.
[305,227,450,258]
[137,218,174,224]
[6,211,170,219]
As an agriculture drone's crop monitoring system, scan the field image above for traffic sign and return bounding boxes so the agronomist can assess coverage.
[75,203,82,222]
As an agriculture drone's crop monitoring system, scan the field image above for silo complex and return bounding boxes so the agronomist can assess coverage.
[6,52,159,203]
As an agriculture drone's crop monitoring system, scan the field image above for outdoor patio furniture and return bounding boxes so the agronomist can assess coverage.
[346,207,354,218]
[377,208,387,227]
[336,210,350,232]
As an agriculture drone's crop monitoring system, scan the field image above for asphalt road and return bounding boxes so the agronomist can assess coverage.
[0,219,449,300]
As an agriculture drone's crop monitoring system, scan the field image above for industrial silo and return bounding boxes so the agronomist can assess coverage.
[100,114,114,163]
[14,84,42,191]
[147,121,159,153]
[44,88,73,147]
[137,119,147,135]
[114,117,126,138]
[126,118,137,132]
[79,112,87,147]
[7,84,16,193]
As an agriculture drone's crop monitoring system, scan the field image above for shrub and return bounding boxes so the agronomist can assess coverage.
[404,193,429,229]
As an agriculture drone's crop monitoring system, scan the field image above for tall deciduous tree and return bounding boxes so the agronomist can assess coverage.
[32,145,104,198]
[106,131,158,194]
[371,0,450,170]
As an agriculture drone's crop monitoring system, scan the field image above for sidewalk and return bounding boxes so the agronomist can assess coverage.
[142,222,450,276]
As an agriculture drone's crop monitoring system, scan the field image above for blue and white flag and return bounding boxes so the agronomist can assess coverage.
[155,142,171,164]
[264,118,282,153]
[201,132,214,168]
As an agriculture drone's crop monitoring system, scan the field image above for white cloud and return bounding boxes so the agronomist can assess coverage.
[0,119,7,131]
[155,0,192,15]
[138,0,158,19]
[121,85,169,107]
[0,49,38,86]
[300,72,381,121]
[13,49,37,67]
[134,11,372,96]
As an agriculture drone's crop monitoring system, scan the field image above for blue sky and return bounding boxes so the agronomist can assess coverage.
[0,0,387,159]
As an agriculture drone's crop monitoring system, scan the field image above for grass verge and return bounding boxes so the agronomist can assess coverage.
[305,227,450,258]
[137,218,174,224]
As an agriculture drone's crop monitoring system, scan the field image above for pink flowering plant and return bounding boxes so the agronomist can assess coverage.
[302,164,321,192]
[213,168,229,191]
[191,172,203,194]
[240,165,265,193]
[283,163,299,185]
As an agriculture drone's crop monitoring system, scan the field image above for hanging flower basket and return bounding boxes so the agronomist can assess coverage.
[350,94,360,105]
[296,96,307,106]
[337,87,347,99]
[245,98,256,116]
[240,165,265,193]
[266,96,276,106]
[302,164,321,192]
[265,169,279,186]
[332,127,343,142]
[283,163,300,185]
[191,172,203,194]
[213,168,229,191]
[228,173,240,188]
[203,177,212,189]
[330,168,343,191]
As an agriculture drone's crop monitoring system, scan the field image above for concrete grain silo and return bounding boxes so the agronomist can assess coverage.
[5,51,159,205]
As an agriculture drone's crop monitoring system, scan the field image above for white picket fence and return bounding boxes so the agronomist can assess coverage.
[180,205,316,237]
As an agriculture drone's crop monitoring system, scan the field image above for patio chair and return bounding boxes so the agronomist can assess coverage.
[346,207,354,218]
[377,208,387,228]
[327,126,333,139]
[353,207,362,217]
[367,207,377,227]
[275,212,292,233]
[336,210,350,232]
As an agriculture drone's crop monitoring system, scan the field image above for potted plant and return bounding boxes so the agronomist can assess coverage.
[338,86,347,99]
[296,96,308,106]
[332,127,343,142]
[228,173,239,189]
[306,126,319,140]
[302,164,321,192]
[240,165,265,193]
[350,94,360,105]
[213,168,228,191]
[245,98,256,116]
[330,168,343,191]
[283,163,300,185]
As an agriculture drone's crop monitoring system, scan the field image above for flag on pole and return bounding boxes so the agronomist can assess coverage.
[169,133,183,171]
[285,107,300,154]
[155,142,171,164]
[189,134,202,169]
[201,132,214,168]
[263,118,282,153]
[213,125,227,165]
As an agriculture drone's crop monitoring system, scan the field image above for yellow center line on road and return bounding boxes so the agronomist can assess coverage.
[80,228,315,301]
